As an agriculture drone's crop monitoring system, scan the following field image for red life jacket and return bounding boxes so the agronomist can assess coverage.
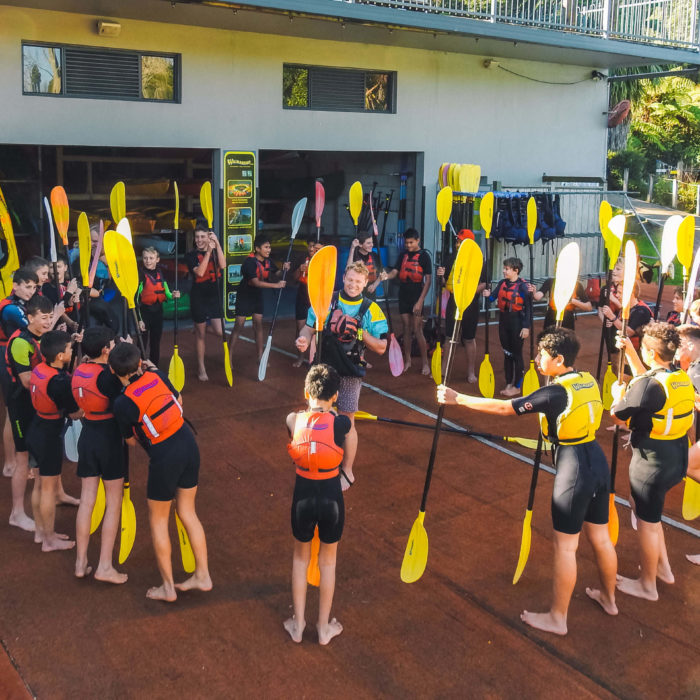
[298,257,310,285]
[398,251,424,283]
[71,362,113,421]
[287,411,344,479]
[356,251,378,284]
[192,250,220,284]
[5,329,41,383]
[123,371,183,446]
[0,297,16,344]
[497,280,526,313]
[30,362,61,419]
[140,270,167,305]
[250,254,274,282]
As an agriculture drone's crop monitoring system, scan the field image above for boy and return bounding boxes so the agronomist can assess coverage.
[71,327,128,582]
[483,257,531,397]
[28,330,83,551]
[229,234,289,363]
[293,239,323,367]
[109,342,211,601]
[42,254,80,331]
[381,229,432,375]
[284,364,350,645]
[137,246,180,366]
[600,281,652,353]
[664,287,684,326]
[25,256,50,291]
[438,327,617,635]
[346,232,382,300]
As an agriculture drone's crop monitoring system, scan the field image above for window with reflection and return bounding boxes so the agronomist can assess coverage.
[141,55,175,101]
[23,45,62,94]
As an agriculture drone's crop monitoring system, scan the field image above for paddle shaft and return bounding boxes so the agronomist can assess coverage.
[367,198,396,338]
[528,244,535,361]
[654,272,666,321]
[174,227,179,344]
[380,191,393,248]
[483,237,494,355]
[266,240,295,339]
[609,317,629,494]
[595,267,613,381]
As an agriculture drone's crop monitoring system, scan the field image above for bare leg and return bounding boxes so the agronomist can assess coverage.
[32,472,43,542]
[56,475,80,506]
[227,316,247,361]
[3,412,15,477]
[339,412,357,489]
[412,313,430,374]
[687,553,700,564]
[94,478,128,584]
[40,475,75,551]
[146,499,177,602]
[284,539,311,643]
[400,313,412,371]
[195,322,208,381]
[465,338,477,383]
[656,523,674,584]
[616,517,660,600]
[583,522,618,615]
[293,319,306,366]
[687,443,700,482]
[75,477,98,577]
[174,486,212,592]
[209,317,223,338]
[317,541,342,645]
[521,530,579,635]
[10,450,34,531]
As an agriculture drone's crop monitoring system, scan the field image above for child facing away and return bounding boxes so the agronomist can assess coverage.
[109,342,211,601]
[284,364,351,645]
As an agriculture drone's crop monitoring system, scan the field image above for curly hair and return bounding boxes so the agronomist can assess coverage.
[536,327,580,366]
[641,321,679,362]
[304,363,340,401]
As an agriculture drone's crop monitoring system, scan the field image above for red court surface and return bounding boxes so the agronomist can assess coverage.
[1,304,699,699]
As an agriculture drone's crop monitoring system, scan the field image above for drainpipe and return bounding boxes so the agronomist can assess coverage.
[647,174,654,202]
[672,179,678,209]
[691,0,698,46]
[602,0,611,38]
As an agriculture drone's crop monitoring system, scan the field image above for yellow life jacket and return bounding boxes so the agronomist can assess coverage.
[540,371,602,445]
[630,368,695,440]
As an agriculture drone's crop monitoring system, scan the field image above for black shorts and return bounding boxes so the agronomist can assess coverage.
[295,285,310,321]
[77,420,126,481]
[0,350,12,402]
[629,436,687,523]
[235,289,264,318]
[445,294,480,341]
[27,417,64,477]
[551,441,610,534]
[399,285,423,315]
[291,474,344,544]
[146,425,200,501]
[7,390,34,453]
[190,288,221,324]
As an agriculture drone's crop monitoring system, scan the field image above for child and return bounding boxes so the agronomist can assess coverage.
[137,246,180,366]
[346,232,382,300]
[381,229,432,375]
[611,322,694,600]
[109,342,211,601]
[42,254,80,332]
[228,234,289,363]
[438,327,617,635]
[293,239,323,367]
[689,298,700,327]
[71,327,128,582]
[600,281,652,353]
[483,257,531,397]
[533,277,591,330]
[665,287,684,326]
[284,363,350,645]
[28,330,83,551]
[25,256,50,291]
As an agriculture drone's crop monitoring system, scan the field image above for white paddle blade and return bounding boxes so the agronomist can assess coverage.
[621,240,638,315]
[64,420,81,462]
[661,214,683,272]
[116,217,132,242]
[552,242,580,319]
[258,337,272,381]
[44,197,58,263]
[291,197,307,239]
[684,248,700,317]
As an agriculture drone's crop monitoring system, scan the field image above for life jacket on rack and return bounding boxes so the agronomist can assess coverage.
[287,411,344,479]
[140,270,167,305]
[192,250,220,284]
[30,363,61,419]
[5,329,41,384]
[496,280,527,313]
[398,252,424,283]
[71,362,113,421]
[123,371,184,446]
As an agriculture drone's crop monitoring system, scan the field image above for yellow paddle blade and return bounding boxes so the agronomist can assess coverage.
[200,181,213,228]
[507,436,545,450]
[522,361,540,395]
[451,165,461,195]
[431,343,442,385]
[307,527,321,587]
[660,214,682,273]
[77,212,91,286]
[50,186,70,246]
[512,508,532,584]
[168,346,185,392]
[602,363,616,410]
[598,200,612,244]
[526,197,537,246]
[452,239,484,320]
[608,494,619,545]
[447,164,457,191]
[223,341,233,387]
[110,181,126,224]
[173,180,180,230]
[461,164,481,194]
[354,410,378,421]
[401,511,428,583]
[118,483,136,564]
[349,181,363,226]
[436,186,453,232]
[677,214,696,272]
[438,163,449,185]
[308,245,337,329]
[175,511,196,573]
[682,477,700,520]
[552,242,580,322]
[683,248,700,319]
[480,192,494,239]
[90,478,106,534]
[104,230,139,309]
[478,354,495,398]
[0,184,6,208]
[621,240,638,320]
[606,215,626,269]
[0,198,19,294]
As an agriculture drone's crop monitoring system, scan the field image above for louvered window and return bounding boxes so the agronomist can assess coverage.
[22,43,179,103]
[283,64,395,113]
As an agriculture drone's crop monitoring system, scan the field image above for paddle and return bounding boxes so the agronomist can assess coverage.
[64,419,80,462]
[513,242,581,584]
[175,511,196,573]
[90,478,106,534]
[110,181,126,225]
[401,238,484,584]
[118,480,136,564]
[478,192,495,398]
[683,476,700,520]
[522,197,540,395]
[200,181,233,387]
[258,197,307,381]
[682,246,700,323]
[43,196,62,305]
[50,186,74,279]
[168,181,185,392]
[677,214,695,296]
[0,195,20,296]
[315,180,325,242]
[88,220,105,288]
[368,188,402,377]
[654,215,682,319]
[431,186,453,384]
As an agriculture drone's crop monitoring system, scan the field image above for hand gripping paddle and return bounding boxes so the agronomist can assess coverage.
[315,180,325,242]
[258,197,307,381]
[513,242,580,584]
[401,238,484,584]
[522,196,540,396]
[168,181,185,392]
[431,186,453,384]
[478,192,495,398]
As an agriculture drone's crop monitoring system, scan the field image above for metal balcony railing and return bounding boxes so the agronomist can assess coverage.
[341,0,700,49]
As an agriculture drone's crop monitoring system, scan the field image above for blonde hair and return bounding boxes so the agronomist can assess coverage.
[142,246,159,257]
[690,299,700,318]
[345,261,369,278]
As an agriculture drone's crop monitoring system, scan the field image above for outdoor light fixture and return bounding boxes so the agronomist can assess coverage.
[97,19,121,37]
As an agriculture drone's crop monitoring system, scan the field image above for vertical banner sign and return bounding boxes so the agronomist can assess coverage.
[223,150,256,322]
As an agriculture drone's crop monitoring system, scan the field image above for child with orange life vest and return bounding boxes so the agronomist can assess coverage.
[109,342,211,602]
[483,257,531,397]
[293,239,323,367]
[664,287,685,327]
[137,247,180,367]
[346,232,383,300]
[71,327,128,582]
[27,330,83,552]
[381,228,432,375]
[284,363,350,645]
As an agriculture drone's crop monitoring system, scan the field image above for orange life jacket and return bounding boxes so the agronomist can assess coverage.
[355,251,378,284]
[140,270,167,305]
[5,329,41,383]
[30,362,61,419]
[298,257,310,285]
[287,411,344,479]
[496,279,527,313]
[250,254,274,282]
[192,250,220,284]
[71,362,113,421]
[123,371,183,446]
[398,251,424,283]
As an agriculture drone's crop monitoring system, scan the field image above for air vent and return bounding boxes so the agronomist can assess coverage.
[64,48,140,99]
[310,68,365,112]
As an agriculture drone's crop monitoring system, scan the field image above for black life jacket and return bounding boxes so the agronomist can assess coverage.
[320,293,372,377]
[5,329,41,383]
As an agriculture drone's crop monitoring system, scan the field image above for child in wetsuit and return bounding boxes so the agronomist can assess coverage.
[284,363,351,645]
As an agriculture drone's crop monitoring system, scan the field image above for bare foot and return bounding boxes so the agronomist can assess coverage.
[3,463,15,477]
[9,512,35,532]
[502,386,520,397]
[317,617,343,645]
[652,562,675,585]
[421,365,431,376]
[686,554,700,565]
[146,583,177,602]
[175,573,212,592]
[630,509,638,530]
[402,360,412,374]
[616,574,658,601]
[284,615,305,643]
[56,493,80,507]
[499,385,514,396]
[74,563,93,578]
[94,566,128,584]
[520,610,567,636]
[467,374,478,384]
[197,371,209,382]
[42,536,76,552]
[585,587,618,616]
